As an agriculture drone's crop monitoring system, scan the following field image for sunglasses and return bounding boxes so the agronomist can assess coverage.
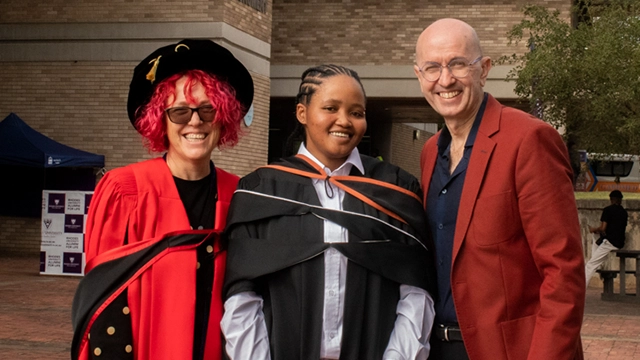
[165,105,216,124]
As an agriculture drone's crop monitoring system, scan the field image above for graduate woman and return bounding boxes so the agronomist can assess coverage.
[222,65,436,360]
[71,39,253,360]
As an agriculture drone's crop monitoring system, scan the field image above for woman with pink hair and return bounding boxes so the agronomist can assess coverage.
[71,39,253,360]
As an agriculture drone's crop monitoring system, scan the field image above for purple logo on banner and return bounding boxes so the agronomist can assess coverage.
[64,215,84,234]
[84,194,93,214]
[48,193,66,214]
[40,251,46,272]
[63,252,82,274]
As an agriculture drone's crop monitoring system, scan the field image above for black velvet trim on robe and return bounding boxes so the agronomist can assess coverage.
[71,231,216,360]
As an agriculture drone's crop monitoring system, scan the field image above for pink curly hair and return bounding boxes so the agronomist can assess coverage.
[134,69,245,153]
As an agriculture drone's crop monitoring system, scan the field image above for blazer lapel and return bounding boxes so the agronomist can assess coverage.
[451,95,501,262]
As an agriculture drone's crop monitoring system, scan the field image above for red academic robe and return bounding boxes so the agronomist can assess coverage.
[72,157,238,360]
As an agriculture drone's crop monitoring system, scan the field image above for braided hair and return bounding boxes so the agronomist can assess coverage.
[285,64,365,155]
[296,64,365,105]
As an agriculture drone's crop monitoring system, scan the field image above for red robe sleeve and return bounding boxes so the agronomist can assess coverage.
[85,167,138,265]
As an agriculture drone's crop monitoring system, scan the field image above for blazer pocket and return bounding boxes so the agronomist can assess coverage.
[470,191,520,246]
[500,314,535,360]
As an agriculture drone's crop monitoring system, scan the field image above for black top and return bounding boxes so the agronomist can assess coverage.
[426,93,487,325]
[173,173,216,230]
[601,203,628,248]
[173,167,217,360]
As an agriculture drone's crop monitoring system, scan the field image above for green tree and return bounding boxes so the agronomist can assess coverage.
[500,1,640,155]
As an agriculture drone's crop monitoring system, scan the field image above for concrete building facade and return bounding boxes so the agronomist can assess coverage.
[0,0,572,254]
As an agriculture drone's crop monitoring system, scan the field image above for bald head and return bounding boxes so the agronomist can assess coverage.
[413,18,490,125]
[416,18,482,64]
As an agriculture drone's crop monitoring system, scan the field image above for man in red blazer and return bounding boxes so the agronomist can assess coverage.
[414,18,585,359]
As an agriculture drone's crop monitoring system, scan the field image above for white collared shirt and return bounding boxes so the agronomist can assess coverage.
[298,145,363,359]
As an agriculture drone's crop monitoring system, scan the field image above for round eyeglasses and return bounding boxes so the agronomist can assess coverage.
[165,105,216,124]
[417,56,483,82]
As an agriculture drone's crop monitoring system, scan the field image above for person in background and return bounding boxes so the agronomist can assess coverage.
[415,18,585,359]
[71,39,253,360]
[585,190,628,285]
[221,64,437,360]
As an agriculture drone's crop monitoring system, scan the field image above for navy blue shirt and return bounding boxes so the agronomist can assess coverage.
[426,93,487,324]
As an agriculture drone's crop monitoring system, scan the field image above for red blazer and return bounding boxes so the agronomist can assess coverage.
[78,158,238,360]
[420,95,585,360]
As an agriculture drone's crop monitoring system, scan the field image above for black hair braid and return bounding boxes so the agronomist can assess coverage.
[295,64,365,105]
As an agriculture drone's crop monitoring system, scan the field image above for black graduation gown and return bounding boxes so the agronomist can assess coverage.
[223,155,436,360]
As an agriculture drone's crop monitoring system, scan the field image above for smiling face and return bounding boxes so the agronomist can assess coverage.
[165,76,220,170]
[414,19,491,125]
[297,74,367,171]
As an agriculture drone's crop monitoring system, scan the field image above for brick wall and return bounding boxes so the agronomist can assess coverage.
[211,73,270,176]
[0,0,225,23]
[0,0,272,43]
[0,62,140,171]
[0,62,268,174]
[389,123,433,181]
[224,0,273,43]
[0,217,41,256]
[0,65,269,256]
[272,0,571,65]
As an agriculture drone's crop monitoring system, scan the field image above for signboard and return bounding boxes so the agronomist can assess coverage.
[40,190,92,276]
[574,150,597,192]
[574,162,596,191]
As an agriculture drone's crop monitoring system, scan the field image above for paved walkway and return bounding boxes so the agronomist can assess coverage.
[582,277,640,360]
[1,256,639,359]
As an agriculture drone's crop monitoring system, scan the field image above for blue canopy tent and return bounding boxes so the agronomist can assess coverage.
[0,113,105,217]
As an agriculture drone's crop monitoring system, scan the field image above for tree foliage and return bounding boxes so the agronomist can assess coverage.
[500,0,640,155]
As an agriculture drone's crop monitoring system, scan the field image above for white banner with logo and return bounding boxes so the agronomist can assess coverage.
[40,190,92,276]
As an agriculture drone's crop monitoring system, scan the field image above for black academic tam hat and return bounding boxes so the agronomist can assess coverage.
[609,190,624,199]
[127,39,254,130]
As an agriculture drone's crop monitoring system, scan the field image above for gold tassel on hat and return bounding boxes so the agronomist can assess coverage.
[146,56,162,83]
